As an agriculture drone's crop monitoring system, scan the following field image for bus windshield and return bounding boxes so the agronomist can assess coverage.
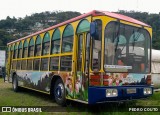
[104,22,151,73]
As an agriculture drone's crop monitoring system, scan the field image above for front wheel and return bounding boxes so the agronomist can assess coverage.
[54,79,66,106]
[12,75,19,92]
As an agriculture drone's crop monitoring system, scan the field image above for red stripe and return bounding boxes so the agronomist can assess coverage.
[101,11,150,27]
[103,75,109,79]
[90,81,101,86]
[90,75,100,79]
[103,81,109,86]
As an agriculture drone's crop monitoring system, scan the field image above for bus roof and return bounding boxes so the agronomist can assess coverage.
[7,10,150,45]
[100,11,150,27]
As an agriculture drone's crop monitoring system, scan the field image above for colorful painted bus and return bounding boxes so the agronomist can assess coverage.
[7,10,153,105]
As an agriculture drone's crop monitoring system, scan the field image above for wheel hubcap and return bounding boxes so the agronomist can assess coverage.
[13,79,16,89]
[55,83,64,99]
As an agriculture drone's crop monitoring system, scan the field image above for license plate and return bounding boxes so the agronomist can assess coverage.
[127,88,136,94]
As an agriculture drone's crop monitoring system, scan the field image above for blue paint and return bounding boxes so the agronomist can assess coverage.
[88,86,153,104]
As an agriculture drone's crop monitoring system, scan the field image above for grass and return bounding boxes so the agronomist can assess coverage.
[0,79,57,107]
[0,78,160,115]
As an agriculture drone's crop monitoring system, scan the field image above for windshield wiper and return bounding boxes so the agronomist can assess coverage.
[115,36,119,52]
[132,30,135,51]
[114,23,120,52]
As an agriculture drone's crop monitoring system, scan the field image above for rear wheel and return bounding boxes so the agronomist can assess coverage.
[54,79,66,106]
[12,75,19,92]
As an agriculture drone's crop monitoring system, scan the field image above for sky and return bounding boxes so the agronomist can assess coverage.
[0,0,159,20]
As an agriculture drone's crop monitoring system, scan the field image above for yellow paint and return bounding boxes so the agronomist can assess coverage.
[40,33,45,39]
[27,38,30,43]
[19,85,50,94]
[33,36,37,42]
[66,97,88,104]
[120,20,142,27]
[48,30,54,37]
[144,27,152,38]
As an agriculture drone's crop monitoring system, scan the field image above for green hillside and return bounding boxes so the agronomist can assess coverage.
[0,10,160,49]
[0,11,81,49]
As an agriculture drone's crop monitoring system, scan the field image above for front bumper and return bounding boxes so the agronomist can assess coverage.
[88,86,153,104]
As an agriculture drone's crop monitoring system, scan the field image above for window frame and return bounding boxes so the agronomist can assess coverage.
[35,35,42,56]
[23,40,28,58]
[13,43,18,59]
[62,24,74,53]
[60,56,72,71]
[41,58,49,71]
[18,41,22,58]
[50,57,59,71]
[28,38,34,57]
[51,29,61,54]
[42,32,50,55]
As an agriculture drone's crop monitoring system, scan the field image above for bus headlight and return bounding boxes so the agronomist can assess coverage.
[144,88,152,95]
[106,89,118,97]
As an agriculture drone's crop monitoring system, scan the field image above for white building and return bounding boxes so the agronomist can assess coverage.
[151,49,160,89]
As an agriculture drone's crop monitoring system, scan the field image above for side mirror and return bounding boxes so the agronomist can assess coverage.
[90,21,98,38]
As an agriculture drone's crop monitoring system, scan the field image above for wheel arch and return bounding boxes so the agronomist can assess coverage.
[50,75,65,95]
[12,72,17,83]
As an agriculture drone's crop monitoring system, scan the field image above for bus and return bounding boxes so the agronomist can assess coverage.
[7,10,153,105]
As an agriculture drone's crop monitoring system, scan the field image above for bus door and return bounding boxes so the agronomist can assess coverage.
[76,32,90,101]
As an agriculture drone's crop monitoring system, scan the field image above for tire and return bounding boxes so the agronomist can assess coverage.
[54,79,66,106]
[12,75,19,92]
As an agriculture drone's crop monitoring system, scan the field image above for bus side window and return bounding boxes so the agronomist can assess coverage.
[50,57,59,71]
[41,58,49,71]
[51,28,61,54]
[28,38,34,57]
[14,49,18,59]
[18,48,22,58]
[27,59,33,70]
[60,56,72,71]
[28,46,34,57]
[43,42,50,55]
[12,60,17,69]
[23,47,28,58]
[35,35,42,56]
[18,41,22,58]
[42,32,50,55]
[21,60,27,70]
[17,60,21,70]
[62,24,74,53]
[33,59,40,70]
[23,40,28,58]
[35,45,41,56]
